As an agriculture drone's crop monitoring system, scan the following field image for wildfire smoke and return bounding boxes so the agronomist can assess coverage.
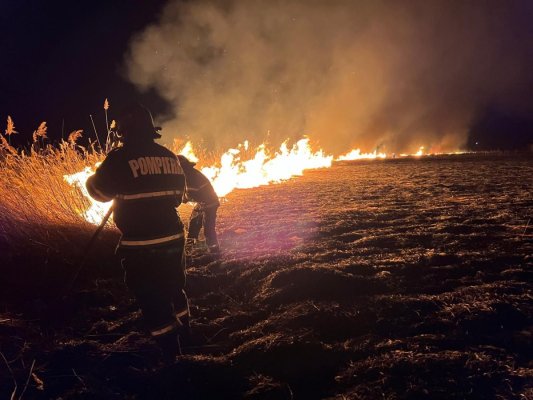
[126,0,533,154]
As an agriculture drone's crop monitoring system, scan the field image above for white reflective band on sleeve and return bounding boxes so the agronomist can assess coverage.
[176,310,189,319]
[93,187,114,202]
[87,179,114,202]
[120,232,184,247]
[186,182,210,192]
[150,323,177,337]
[116,190,183,200]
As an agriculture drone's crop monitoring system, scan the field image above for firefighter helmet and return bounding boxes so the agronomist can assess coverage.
[116,103,162,140]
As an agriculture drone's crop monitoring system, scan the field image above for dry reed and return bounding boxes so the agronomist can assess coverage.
[0,120,105,252]
[5,116,17,136]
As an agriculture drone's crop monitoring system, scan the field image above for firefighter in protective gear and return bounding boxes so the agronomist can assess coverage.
[177,155,220,255]
[86,103,189,364]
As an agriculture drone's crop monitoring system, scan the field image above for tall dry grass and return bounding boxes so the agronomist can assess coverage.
[0,122,106,253]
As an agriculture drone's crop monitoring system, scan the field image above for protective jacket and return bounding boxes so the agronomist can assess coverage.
[86,141,185,248]
[184,168,220,209]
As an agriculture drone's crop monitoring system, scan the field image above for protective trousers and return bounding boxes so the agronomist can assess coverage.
[188,204,219,252]
[119,241,189,363]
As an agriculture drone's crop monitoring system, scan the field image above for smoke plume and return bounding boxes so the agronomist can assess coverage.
[126,0,533,154]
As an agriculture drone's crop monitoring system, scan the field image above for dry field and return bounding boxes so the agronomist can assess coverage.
[1,153,532,399]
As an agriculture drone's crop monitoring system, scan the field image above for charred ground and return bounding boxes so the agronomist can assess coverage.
[1,153,532,399]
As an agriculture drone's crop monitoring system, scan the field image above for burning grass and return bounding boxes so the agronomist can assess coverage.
[0,134,104,249]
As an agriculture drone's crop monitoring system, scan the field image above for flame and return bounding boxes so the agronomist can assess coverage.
[336,149,387,161]
[200,138,332,197]
[64,138,332,224]
[415,146,425,156]
[178,141,199,163]
[65,138,469,224]
[63,164,113,224]
[399,146,471,157]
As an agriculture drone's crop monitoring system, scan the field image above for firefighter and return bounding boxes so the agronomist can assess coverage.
[177,155,221,255]
[86,103,189,365]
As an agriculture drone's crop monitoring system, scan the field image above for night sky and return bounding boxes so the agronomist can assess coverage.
[1,1,532,151]
[1,0,169,144]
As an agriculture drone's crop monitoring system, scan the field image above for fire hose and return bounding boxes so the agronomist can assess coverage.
[64,204,114,294]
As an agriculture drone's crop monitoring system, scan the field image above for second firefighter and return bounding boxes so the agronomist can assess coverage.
[177,155,220,255]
